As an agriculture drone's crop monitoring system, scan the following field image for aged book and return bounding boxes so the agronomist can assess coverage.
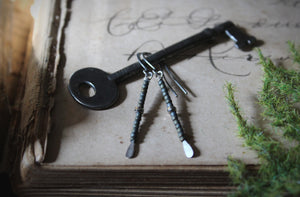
[1,0,299,196]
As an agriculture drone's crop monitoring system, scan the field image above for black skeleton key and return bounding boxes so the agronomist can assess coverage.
[68,21,256,110]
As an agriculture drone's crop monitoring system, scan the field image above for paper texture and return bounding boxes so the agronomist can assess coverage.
[45,0,300,166]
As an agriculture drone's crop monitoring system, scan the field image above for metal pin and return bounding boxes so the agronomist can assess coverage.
[140,53,181,97]
[163,64,188,95]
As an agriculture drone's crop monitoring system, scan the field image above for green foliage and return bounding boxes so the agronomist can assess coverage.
[225,42,300,197]
[288,41,300,64]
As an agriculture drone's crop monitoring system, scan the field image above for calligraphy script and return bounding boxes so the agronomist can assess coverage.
[107,8,221,37]
[107,7,294,77]
[107,7,300,37]
[123,40,291,77]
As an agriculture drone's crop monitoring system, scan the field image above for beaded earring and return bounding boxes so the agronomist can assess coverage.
[126,53,194,159]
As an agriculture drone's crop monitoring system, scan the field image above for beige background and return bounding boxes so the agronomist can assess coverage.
[44,0,300,166]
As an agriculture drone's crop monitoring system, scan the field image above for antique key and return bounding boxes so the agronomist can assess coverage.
[69,21,256,110]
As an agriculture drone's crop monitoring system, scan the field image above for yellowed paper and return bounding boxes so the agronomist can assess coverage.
[45,0,300,166]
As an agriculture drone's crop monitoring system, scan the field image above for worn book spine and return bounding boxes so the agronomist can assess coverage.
[0,0,33,172]
[1,0,68,186]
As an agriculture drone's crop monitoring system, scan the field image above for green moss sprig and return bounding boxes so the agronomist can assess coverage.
[225,42,300,196]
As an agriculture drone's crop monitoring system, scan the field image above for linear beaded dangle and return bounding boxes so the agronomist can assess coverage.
[126,52,194,159]
[156,71,194,158]
[126,71,152,158]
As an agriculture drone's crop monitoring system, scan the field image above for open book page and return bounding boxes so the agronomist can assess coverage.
[44,0,300,166]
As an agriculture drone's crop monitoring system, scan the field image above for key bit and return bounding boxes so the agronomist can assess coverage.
[225,24,256,49]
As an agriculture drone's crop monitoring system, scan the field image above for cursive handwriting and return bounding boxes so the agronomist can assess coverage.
[107,7,295,77]
[208,47,250,77]
[271,0,300,7]
[107,7,300,36]
[124,40,165,61]
[124,40,291,77]
[249,18,300,29]
[107,8,173,36]
[107,8,220,36]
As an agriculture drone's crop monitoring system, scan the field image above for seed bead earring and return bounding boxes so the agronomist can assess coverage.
[154,69,194,158]
[126,54,153,158]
